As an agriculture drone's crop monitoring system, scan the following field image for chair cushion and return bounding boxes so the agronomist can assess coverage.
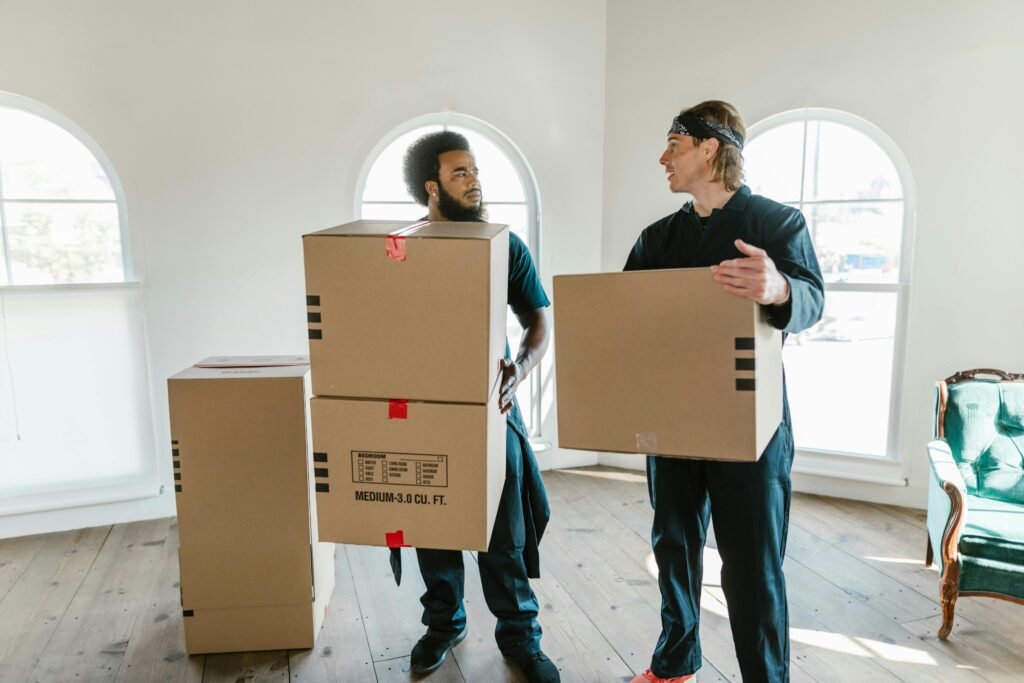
[959,494,1024,564]
[944,381,1024,504]
[959,555,1024,600]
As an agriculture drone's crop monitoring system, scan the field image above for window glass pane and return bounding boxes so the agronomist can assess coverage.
[0,108,115,200]
[450,127,525,202]
[743,120,805,203]
[808,202,903,284]
[784,291,897,456]
[359,202,427,221]
[483,203,529,245]
[803,120,902,201]
[5,202,123,285]
[0,229,7,284]
[0,288,153,492]
[361,126,444,202]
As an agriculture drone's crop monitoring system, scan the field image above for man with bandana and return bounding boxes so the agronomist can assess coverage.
[397,130,559,683]
[625,101,824,683]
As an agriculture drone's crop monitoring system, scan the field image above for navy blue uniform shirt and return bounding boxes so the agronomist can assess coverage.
[624,185,824,335]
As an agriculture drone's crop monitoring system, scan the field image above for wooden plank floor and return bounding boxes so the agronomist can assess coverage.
[2,466,1024,682]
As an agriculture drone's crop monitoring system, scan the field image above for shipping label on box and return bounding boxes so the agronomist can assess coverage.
[311,395,505,552]
[302,220,509,403]
[554,268,782,461]
[167,357,335,654]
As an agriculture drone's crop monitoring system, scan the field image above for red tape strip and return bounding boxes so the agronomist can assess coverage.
[385,235,406,262]
[388,399,408,420]
[385,220,430,262]
[385,530,409,548]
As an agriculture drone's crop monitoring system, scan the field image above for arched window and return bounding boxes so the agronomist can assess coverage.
[0,93,155,519]
[745,109,914,463]
[0,98,129,285]
[355,113,543,434]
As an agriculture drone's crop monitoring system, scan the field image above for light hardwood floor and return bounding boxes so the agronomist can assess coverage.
[1,466,1023,682]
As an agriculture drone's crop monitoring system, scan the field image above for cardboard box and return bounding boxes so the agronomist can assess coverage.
[554,268,782,461]
[167,356,335,654]
[303,220,509,403]
[310,394,505,551]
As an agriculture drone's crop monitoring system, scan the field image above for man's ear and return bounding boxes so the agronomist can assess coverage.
[703,138,720,163]
[425,180,438,200]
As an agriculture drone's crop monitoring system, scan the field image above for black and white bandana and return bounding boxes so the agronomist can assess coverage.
[669,113,745,150]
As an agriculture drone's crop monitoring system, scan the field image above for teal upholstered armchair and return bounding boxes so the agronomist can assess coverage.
[926,369,1024,639]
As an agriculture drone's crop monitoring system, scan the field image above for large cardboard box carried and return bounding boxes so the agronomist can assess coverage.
[167,356,335,654]
[554,268,783,461]
[302,220,510,403]
[311,394,505,551]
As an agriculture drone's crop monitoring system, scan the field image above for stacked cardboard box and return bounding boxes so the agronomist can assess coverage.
[554,268,783,462]
[167,356,335,654]
[303,220,509,551]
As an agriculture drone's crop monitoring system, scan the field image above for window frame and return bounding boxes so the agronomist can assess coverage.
[0,91,134,287]
[353,112,546,436]
[747,108,916,480]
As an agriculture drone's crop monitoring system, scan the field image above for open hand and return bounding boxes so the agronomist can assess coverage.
[710,239,790,305]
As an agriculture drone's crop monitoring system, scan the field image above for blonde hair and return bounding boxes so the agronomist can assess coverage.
[682,100,746,191]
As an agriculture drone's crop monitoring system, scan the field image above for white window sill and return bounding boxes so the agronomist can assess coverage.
[0,281,141,293]
[793,448,908,487]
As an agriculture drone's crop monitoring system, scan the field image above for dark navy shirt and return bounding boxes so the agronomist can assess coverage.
[624,185,824,334]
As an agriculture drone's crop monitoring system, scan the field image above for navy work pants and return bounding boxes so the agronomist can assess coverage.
[647,423,794,682]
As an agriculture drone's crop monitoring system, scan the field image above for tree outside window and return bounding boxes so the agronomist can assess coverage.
[0,105,126,286]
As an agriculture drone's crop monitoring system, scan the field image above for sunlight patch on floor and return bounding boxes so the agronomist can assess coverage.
[791,628,937,665]
[643,554,939,666]
[791,628,872,656]
[856,637,936,665]
[559,468,647,484]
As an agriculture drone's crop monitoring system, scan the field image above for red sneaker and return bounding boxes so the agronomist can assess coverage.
[629,669,695,683]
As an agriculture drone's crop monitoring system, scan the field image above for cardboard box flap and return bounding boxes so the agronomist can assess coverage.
[171,364,311,381]
[193,355,309,368]
[305,220,506,240]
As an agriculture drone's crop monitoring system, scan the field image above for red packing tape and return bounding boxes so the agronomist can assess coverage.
[386,235,406,262]
[388,399,408,420]
[385,220,430,262]
[385,530,409,548]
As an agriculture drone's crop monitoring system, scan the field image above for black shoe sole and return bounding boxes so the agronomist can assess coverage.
[410,628,468,675]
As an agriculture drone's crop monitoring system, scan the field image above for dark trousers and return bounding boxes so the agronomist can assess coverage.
[416,425,542,660]
[647,423,794,682]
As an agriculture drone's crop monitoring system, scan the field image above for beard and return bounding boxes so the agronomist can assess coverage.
[437,184,488,222]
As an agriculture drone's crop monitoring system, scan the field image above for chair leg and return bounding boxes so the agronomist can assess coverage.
[939,577,959,639]
[925,535,933,567]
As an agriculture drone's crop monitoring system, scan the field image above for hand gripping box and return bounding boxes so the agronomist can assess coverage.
[302,220,509,404]
[554,268,783,461]
[167,356,335,653]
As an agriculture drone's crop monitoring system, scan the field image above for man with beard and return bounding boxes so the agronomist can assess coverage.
[625,101,824,683]
[397,130,559,683]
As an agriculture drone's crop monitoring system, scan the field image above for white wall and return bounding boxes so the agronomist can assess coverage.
[600,0,1024,508]
[3,0,1021,535]
[0,0,606,535]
